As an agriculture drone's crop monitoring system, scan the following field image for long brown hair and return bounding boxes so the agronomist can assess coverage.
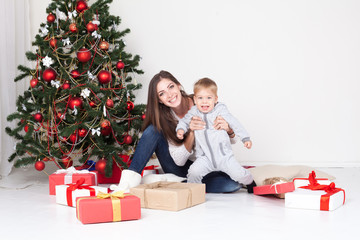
[142,70,191,145]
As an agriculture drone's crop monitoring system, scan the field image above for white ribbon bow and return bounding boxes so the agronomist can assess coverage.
[62,38,71,46]
[91,127,101,136]
[68,10,77,19]
[88,71,95,80]
[40,25,49,37]
[51,80,60,88]
[54,166,97,185]
[92,31,101,39]
[72,107,78,116]
[80,88,90,98]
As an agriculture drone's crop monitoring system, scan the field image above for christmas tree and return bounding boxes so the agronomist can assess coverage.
[5,0,145,176]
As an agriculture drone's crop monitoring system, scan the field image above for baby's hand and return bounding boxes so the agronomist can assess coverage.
[244,141,252,149]
[177,129,185,140]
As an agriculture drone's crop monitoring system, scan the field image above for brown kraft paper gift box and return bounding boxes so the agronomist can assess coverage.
[130,181,206,211]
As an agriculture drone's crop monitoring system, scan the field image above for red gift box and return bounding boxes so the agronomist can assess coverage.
[76,192,141,224]
[254,182,295,196]
[49,167,97,195]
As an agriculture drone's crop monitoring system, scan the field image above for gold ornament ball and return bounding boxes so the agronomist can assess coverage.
[99,41,109,51]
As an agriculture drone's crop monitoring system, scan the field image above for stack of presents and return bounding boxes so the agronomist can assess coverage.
[49,162,345,224]
[49,163,205,224]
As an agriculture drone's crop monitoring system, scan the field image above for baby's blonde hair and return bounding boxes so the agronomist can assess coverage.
[194,78,218,96]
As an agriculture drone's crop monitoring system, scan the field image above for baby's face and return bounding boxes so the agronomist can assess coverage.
[194,88,218,113]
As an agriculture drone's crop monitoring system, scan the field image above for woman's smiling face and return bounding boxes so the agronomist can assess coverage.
[157,78,182,108]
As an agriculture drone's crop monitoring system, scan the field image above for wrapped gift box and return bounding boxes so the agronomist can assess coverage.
[254,182,295,197]
[130,181,206,211]
[49,167,97,195]
[285,183,345,211]
[76,192,141,224]
[141,165,161,177]
[56,179,109,207]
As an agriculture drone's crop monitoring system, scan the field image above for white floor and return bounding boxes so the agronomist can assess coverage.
[0,166,358,240]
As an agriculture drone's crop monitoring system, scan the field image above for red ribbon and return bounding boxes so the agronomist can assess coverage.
[300,172,345,211]
[66,178,96,207]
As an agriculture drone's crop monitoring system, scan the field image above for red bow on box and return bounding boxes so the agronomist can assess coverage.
[66,178,96,207]
[300,171,345,211]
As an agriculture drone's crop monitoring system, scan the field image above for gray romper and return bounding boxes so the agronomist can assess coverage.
[176,103,253,185]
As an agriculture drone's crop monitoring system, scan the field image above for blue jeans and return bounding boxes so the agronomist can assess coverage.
[129,125,241,193]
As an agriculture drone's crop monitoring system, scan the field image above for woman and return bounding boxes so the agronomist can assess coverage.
[111,70,241,193]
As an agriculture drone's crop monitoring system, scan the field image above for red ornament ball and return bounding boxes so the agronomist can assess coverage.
[69,23,78,33]
[116,61,125,70]
[97,70,112,84]
[141,113,146,120]
[42,68,57,82]
[126,101,134,111]
[78,128,87,138]
[101,120,111,128]
[49,38,57,48]
[101,126,112,136]
[33,113,43,122]
[123,135,133,145]
[95,158,107,174]
[30,78,38,88]
[60,156,73,169]
[70,70,81,79]
[69,133,78,143]
[106,99,114,108]
[99,41,109,51]
[24,125,29,132]
[35,161,45,171]
[62,81,71,90]
[47,13,55,23]
[69,97,83,110]
[89,100,96,108]
[76,0,88,12]
[77,48,92,63]
[86,22,96,32]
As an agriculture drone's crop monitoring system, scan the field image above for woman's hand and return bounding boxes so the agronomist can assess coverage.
[213,116,230,132]
[189,116,206,131]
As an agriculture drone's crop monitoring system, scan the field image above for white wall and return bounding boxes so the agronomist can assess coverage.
[28,0,360,167]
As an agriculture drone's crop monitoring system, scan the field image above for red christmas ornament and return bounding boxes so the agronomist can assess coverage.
[76,0,88,12]
[116,61,125,70]
[69,97,83,110]
[126,101,134,111]
[42,68,57,82]
[89,100,96,108]
[141,113,146,120]
[106,99,114,108]
[99,41,109,50]
[123,134,133,145]
[49,38,57,48]
[97,70,112,84]
[24,125,29,132]
[33,113,43,122]
[47,13,55,23]
[101,126,112,136]
[60,156,73,169]
[35,161,45,171]
[86,22,96,32]
[101,120,111,128]
[95,158,107,174]
[69,23,78,33]
[69,133,78,143]
[71,70,81,79]
[78,128,87,137]
[77,48,92,63]
[62,81,71,90]
[30,78,38,88]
